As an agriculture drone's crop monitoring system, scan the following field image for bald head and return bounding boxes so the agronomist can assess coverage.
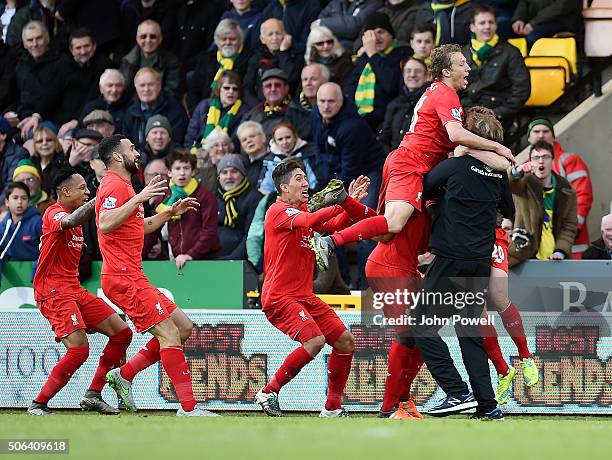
[601,214,612,251]
[317,82,343,121]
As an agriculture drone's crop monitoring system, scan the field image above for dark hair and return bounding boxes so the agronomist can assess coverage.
[471,4,496,23]
[529,140,554,158]
[69,27,95,45]
[272,157,305,194]
[212,70,244,99]
[7,181,30,199]
[165,148,197,170]
[98,134,127,166]
[429,43,462,81]
[410,23,435,40]
[52,166,79,193]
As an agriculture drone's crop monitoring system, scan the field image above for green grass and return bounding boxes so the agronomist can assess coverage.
[1,411,612,460]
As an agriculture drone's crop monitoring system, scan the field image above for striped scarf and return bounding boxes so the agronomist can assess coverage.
[299,91,311,110]
[211,44,244,91]
[470,33,499,67]
[220,177,250,228]
[355,41,395,116]
[263,97,290,117]
[156,178,199,221]
[431,0,471,45]
[198,97,243,146]
[413,54,431,68]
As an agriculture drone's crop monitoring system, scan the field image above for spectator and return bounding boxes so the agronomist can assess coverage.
[122,67,187,151]
[243,68,311,140]
[0,181,41,272]
[221,0,263,51]
[508,140,577,266]
[1,1,23,43]
[346,12,411,131]
[6,0,63,49]
[0,35,18,112]
[260,121,318,194]
[187,19,251,112]
[511,0,581,47]
[150,150,220,268]
[460,4,530,132]
[377,0,422,46]
[0,115,28,203]
[29,126,65,195]
[410,22,435,66]
[261,0,322,47]
[12,158,53,213]
[243,18,303,105]
[479,0,518,39]
[196,127,233,192]
[66,128,102,194]
[83,109,115,138]
[415,0,474,46]
[304,26,353,84]
[79,69,129,132]
[118,0,176,57]
[378,57,429,152]
[140,114,178,166]
[527,118,593,258]
[54,28,114,130]
[236,120,272,190]
[10,21,62,139]
[314,0,384,50]
[583,215,612,261]
[185,70,249,150]
[216,153,262,260]
[120,19,181,98]
[290,63,330,118]
[142,158,169,260]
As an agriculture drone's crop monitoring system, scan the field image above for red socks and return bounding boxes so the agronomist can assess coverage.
[381,342,412,412]
[340,196,378,222]
[35,346,89,404]
[500,303,532,359]
[481,323,510,376]
[160,346,196,412]
[325,349,353,410]
[120,337,161,382]
[264,346,314,394]
[399,346,424,401]
[89,327,132,392]
[331,215,389,247]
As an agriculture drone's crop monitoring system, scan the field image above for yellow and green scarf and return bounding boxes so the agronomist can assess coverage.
[355,41,396,116]
[470,33,499,67]
[199,97,243,145]
[431,0,471,45]
[210,44,244,91]
[156,178,199,221]
[220,177,250,228]
[263,97,290,117]
[412,53,431,68]
[299,91,311,110]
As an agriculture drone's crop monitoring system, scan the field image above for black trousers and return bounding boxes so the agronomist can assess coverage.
[413,255,497,413]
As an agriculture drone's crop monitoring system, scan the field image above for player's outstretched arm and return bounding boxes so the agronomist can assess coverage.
[144,198,200,234]
[99,175,167,234]
[453,145,511,171]
[446,121,514,163]
[61,199,95,230]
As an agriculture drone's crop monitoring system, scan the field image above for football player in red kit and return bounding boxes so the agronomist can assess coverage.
[255,158,375,417]
[29,167,133,416]
[95,134,217,417]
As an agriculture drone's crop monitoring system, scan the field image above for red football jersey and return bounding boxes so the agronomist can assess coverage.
[96,171,145,275]
[33,202,84,300]
[399,81,463,169]
[261,201,319,309]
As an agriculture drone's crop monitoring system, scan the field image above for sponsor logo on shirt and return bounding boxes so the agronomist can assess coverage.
[53,212,68,221]
[470,165,503,179]
[451,107,463,121]
[68,235,84,250]
[103,197,118,209]
[285,208,300,217]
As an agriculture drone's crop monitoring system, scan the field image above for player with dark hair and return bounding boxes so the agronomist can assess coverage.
[95,135,215,417]
[28,167,133,416]
[255,158,373,418]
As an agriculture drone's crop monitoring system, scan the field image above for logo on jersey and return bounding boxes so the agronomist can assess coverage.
[102,197,118,209]
[285,208,300,217]
[53,212,68,221]
[71,314,79,326]
[299,310,309,322]
[451,107,463,121]
[156,302,165,315]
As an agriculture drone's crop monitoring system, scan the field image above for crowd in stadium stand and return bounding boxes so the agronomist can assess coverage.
[0,0,602,290]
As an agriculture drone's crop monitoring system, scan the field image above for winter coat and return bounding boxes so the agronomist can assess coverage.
[117,0,177,57]
[216,185,263,260]
[31,152,66,196]
[511,0,581,33]
[377,1,422,46]
[6,0,65,49]
[120,46,182,99]
[312,101,385,188]
[346,45,412,130]
[582,238,612,261]
[184,98,250,148]
[259,138,319,193]
[0,142,28,202]
[222,7,264,52]
[56,0,121,47]
[415,1,474,46]
[306,51,354,85]
[243,101,312,141]
[319,0,385,49]
[261,0,323,46]
[460,40,530,125]
[0,205,42,261]
[378,83,428,153]
[0,40,17,113]
[140,141,180,167]
[508,171,577,267]
[80,93,130,130]
[244,152,274,191]
[122,93,188,151]
[174,0,224,69]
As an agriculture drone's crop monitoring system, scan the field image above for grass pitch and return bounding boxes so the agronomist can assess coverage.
[1,411,611,460]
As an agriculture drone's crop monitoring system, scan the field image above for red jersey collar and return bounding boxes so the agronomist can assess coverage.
[105,170,132,185]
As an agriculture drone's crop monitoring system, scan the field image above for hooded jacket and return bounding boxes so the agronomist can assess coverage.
[0,205,42,262]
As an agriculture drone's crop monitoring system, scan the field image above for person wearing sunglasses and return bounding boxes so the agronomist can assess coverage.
[304,26,353,85]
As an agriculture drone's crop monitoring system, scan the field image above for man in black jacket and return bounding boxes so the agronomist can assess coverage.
[0,116,28,204]
[583,214,612,260]
[414,108,511,420]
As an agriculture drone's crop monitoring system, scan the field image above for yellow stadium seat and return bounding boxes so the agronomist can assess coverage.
[583,0,612,57]
[524,66,567,106]
[316,294,362,310]
[508,37,528,57]
[524,56,572,83]
[529,37,578,76]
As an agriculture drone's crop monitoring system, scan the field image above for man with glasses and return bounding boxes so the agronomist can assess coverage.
[508,140,577,266]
